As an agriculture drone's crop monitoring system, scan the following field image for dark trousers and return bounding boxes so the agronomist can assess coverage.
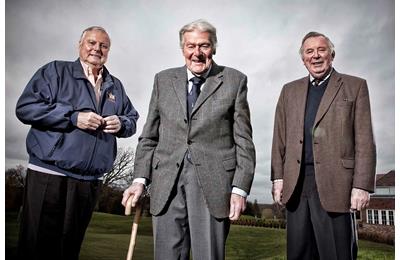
[17,169,102,260]
[286,165,357,260]
[152,157,230,260]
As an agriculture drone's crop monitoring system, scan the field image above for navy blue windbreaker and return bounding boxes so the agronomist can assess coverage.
[16,59,139,180]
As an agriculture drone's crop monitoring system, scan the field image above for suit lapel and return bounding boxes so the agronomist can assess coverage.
[296,77,309,131]
[313,70,343,127]
[192,63,223,115]
[172,66,189,119]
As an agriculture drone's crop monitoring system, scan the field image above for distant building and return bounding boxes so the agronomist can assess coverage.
[361,170,395,226]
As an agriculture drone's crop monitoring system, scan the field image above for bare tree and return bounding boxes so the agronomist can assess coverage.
[5,164,25,187]
[102,147,135,188]
[5,165,26,210]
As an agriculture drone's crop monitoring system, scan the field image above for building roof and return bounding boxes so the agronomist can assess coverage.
[376,170,395,187]
[368,197,395,210]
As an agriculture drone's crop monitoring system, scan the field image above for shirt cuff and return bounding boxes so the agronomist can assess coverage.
[272,179,283,183]
[133,177,147,186]
[232,187,248,197]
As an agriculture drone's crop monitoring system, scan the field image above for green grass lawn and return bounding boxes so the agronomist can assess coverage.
[6,211,395,259]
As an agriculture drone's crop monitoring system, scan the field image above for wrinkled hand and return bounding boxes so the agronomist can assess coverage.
[121,182,144,208]
[350,188,370,211]
[272,180,283,206]
[77,112,104,130]
[229,193,246,221]
[103,115,121,133]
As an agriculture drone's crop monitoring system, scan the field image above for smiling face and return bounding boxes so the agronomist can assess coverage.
[182,29,214,76]
[79,29,110,69]
[301,36,334,79]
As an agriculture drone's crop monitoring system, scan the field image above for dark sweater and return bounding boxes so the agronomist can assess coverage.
[303,78,330,165]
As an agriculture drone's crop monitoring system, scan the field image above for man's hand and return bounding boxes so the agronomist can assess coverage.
[103,115,121,133]
[272,180,283,206]
[229,193,246,221]
[121,182,145,208]
[77,112,104,130]
[350,188,370,211]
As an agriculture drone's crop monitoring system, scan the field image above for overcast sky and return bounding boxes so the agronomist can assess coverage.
[5,0,395,203]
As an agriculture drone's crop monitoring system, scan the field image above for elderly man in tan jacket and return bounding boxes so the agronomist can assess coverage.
[271,31,376,260]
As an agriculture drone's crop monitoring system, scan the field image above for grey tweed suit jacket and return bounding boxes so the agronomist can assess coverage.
[133,62,256,218]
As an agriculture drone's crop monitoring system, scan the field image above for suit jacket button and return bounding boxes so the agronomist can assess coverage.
[176,163,180,168]
[299,140,303,144]
[297,159,301,164]
[184,119,188,124]
[187,140,192,145]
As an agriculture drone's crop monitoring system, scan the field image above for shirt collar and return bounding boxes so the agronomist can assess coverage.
[309,67,333,86]
[186,65,212,82]
[80,60,103,79]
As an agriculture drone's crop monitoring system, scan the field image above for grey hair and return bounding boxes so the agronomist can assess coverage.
[179,19,217,54]
[299,31,335,58]
[79,26,111,45]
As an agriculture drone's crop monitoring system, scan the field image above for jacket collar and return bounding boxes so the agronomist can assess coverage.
[172,61,224,119]
[295,68,342,131]
[72,59,113,90]
[313,69,343,127]
[295,77,309,131]
[193,62,223,114]
[172,66,189,118]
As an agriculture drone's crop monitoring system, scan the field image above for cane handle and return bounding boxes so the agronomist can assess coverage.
[125,195,134,216]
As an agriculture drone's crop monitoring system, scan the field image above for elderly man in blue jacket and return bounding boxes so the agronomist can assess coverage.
[15,26,139,260]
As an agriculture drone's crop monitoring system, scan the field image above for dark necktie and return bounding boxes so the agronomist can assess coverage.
[186,76,205,163]
[187,76,205,116]
[313,79,320,87]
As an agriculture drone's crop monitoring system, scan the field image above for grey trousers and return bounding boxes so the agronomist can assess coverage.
[152,157,230,260]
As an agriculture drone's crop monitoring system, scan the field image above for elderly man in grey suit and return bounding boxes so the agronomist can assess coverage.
[271,31,376,259]
[122,19,256,260]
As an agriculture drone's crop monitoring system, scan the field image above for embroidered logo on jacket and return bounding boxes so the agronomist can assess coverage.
[107,92,116,102]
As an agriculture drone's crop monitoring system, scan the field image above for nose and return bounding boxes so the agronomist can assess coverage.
[193,46,202,56]
[93,43,101,52]
[312,50,320,59]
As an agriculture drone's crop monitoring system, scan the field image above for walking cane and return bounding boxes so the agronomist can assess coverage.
[125,195,142,260]
[350,210,359,258]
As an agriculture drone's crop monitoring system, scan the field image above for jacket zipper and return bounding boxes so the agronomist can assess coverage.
[84,78,100,173]
[85,79,112,173]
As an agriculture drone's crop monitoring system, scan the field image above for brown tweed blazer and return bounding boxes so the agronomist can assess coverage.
[271,69,376,213]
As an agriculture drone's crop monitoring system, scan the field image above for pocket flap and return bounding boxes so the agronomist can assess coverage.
[341,158,355,169]
[222,157,236,171]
